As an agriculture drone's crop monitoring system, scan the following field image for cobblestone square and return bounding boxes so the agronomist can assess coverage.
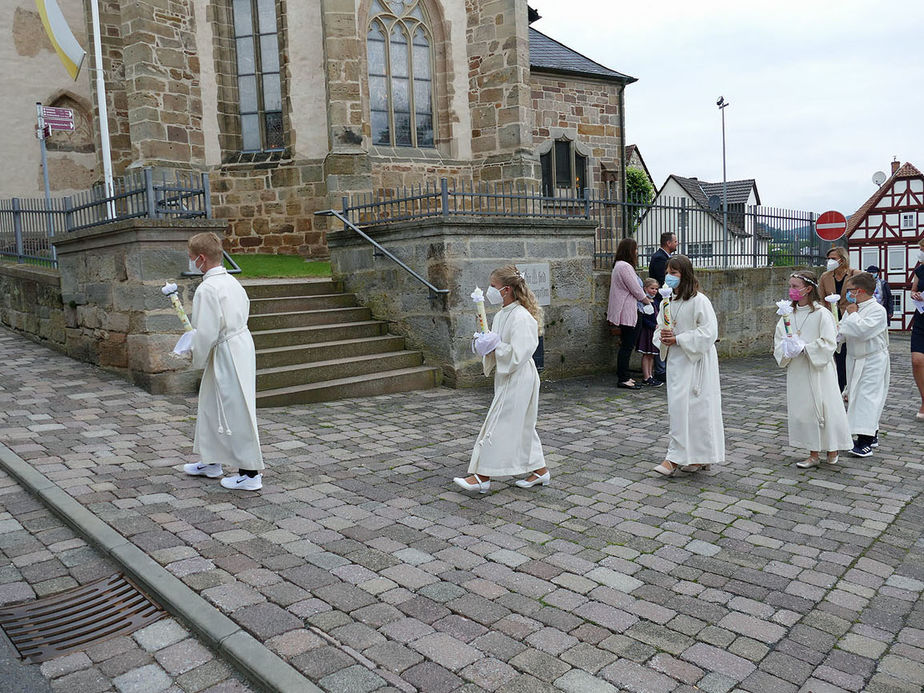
[0,327,922,692]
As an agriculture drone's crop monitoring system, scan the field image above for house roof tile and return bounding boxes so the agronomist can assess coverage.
[529,27,636,84]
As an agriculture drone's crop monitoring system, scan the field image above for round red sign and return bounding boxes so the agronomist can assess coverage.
[816,210,848,241]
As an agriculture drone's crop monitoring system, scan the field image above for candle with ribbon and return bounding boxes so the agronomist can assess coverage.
[825,293,840,327]
[658,286,672,327]
[162,282,197,355]
[775,298,794,336]
[471,287,489,333]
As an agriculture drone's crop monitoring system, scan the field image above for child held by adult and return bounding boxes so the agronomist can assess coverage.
[636,278,663,387]
[182,232,265,490]
[773,271,852,468]
[838,272,890,457]
[652,255,725,476]
[453,265,549,493]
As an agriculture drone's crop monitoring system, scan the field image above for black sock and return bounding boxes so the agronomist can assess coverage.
[239,469,258,478]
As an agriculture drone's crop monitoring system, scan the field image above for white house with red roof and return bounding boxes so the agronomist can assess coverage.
[846,160,924,330]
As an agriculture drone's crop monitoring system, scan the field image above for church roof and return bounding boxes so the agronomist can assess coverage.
[846,162,924,235]
[529,27,636,84]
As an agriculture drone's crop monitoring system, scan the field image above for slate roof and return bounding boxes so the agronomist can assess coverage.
[699,179,760,206]
[663,175,761,237]
[846,162,924,236]
[529,27,636,84]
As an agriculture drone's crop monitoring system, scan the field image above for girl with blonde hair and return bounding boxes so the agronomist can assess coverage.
[454,265,549,493]
[773,270,852,468]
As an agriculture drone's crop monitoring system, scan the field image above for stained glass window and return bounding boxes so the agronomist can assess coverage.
[232,0,283,151]
[367,0,434,148]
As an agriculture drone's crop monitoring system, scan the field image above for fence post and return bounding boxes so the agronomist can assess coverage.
[201,172,212,218]
[751,205,758,268]
[440,177,449,218]
[12,198,24,264]
[63,196,74,232]
[143,167,157,218]
[809,212,817,264]
[583,188,590,219]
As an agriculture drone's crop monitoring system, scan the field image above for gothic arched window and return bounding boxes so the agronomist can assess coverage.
[232,0,283,151]
[367,0,434,148]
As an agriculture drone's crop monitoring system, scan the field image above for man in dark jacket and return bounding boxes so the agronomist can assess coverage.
[866,265,893,321]
[648,231,677,285]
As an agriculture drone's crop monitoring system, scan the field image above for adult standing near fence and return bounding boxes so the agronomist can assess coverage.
[648,232,677,383]
[866,265,894,322]
[910,239,924,421]
[607,238,652,389]
[819,246,859,392]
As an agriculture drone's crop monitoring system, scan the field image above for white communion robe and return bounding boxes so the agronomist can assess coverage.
[653,292,725,466]
[468,301,545,476]
[191,266,264,471]
[839,299,890,437]
[773,304,853,452]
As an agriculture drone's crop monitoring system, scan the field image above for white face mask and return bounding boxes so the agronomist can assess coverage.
[485,285,504,305]
[918,250,924,263]
[826,259,840,272]
[189,258,201,274]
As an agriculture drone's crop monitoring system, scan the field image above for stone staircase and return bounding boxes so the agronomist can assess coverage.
[242,279,441,407]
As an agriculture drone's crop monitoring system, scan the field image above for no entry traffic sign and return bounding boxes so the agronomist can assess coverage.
[816,210,847,241]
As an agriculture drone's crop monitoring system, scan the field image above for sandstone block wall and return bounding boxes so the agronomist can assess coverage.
[0,265,66,351]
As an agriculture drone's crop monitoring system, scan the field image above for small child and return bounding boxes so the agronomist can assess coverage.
[453,265,548,493]
[182,232,265,490]
[773,271,852,468]
[636,278,663,387]
[838,272,890,457]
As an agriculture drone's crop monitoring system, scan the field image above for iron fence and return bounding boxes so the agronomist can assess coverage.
[0,168,211,268]
[341,178,831,270]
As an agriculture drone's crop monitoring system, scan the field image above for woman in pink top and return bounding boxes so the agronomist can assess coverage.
[607,238,652,389]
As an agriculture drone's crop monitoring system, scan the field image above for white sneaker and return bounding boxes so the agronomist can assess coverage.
[184,463,223,478]
[220,474,263,491]
[453,475,490,494]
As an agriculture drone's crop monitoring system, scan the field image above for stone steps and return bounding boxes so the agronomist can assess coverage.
[241,279,440,406]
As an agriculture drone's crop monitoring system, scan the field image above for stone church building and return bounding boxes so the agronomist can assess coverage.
[3,0,635,257]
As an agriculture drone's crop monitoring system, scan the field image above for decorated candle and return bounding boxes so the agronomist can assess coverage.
[658,286,672,326]
[162,282,193,332]
[775,298,794,336]
[824,293,840,327]
[471,287,489,333]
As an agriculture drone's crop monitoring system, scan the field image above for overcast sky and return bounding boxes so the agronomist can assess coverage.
[529,0,924,216]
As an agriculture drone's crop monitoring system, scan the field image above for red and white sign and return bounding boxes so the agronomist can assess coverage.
[37,105,75,132]
[816,210,847,241]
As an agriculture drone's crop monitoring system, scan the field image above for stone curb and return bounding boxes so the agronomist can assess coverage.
[0,442,322,693]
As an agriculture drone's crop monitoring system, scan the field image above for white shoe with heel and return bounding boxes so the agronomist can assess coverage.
[515,471,550,488]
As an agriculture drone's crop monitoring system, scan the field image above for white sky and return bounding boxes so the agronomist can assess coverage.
[528,0,924,215]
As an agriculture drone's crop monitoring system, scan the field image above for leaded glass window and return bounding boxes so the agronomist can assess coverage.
[541,140,588,196]
[232,0,283,151]
[367,0,434,148]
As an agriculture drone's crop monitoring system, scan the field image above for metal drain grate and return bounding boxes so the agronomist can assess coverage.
[0,573,166,663]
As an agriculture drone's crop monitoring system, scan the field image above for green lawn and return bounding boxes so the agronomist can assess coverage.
[229,254,330,278]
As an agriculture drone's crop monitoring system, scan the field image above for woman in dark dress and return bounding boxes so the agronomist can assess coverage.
[911,241,924,421]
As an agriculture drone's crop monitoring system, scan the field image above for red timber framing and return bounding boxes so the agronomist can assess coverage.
[846,162,924,331]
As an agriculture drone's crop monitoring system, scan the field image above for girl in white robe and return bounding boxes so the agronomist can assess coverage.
[453,265,547,494]
[773,271,852,468]
[652,254,725,475]
[182,233,264,491]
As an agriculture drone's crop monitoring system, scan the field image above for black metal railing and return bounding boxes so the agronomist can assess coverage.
[0,168,211,268]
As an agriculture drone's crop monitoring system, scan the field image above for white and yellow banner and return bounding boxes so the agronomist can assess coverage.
[35,0,86,80]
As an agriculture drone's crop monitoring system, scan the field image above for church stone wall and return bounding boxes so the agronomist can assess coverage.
[0,265,66,352]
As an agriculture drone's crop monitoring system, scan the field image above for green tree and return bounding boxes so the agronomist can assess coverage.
[625,167,654,234]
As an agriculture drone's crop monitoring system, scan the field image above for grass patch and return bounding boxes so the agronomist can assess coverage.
[229,254,330,278]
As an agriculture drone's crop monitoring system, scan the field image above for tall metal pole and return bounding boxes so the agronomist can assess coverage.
[718,97,729,268]
[36,103,57,262]
[89,0,115,218]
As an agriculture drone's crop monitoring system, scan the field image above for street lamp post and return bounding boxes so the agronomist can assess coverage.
[716,96,729,267]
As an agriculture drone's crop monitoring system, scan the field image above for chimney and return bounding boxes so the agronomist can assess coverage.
[891,160,900,175]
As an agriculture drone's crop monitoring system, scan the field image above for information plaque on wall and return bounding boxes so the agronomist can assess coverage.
[518,263,551,306]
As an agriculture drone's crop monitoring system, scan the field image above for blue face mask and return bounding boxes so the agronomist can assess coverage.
[664,274,680,289]
[845,290,857,304]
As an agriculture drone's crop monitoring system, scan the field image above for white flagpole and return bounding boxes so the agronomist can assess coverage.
[89,0,115,217]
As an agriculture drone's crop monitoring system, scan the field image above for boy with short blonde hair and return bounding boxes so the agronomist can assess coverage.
[183,232,265,489]
[839,272,890,458]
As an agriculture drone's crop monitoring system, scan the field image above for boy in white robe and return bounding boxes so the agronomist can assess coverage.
[773,271,852,468]
[652,254,725,476]
[182,232,265,490]
[453,265,548,494]
[839,272,890,458]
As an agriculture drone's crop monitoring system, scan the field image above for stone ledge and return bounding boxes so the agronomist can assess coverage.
[0,263,61,287]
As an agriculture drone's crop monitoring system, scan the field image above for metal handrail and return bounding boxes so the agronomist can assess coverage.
[316,209,448,297]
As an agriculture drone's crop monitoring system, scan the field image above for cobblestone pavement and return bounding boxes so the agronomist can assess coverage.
[0,466,254,693]
[1,326,923,693]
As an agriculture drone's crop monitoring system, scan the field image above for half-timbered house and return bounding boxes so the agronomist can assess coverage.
[846,161,924,330]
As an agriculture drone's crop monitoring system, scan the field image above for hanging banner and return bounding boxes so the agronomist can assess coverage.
[35,0,87,80]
